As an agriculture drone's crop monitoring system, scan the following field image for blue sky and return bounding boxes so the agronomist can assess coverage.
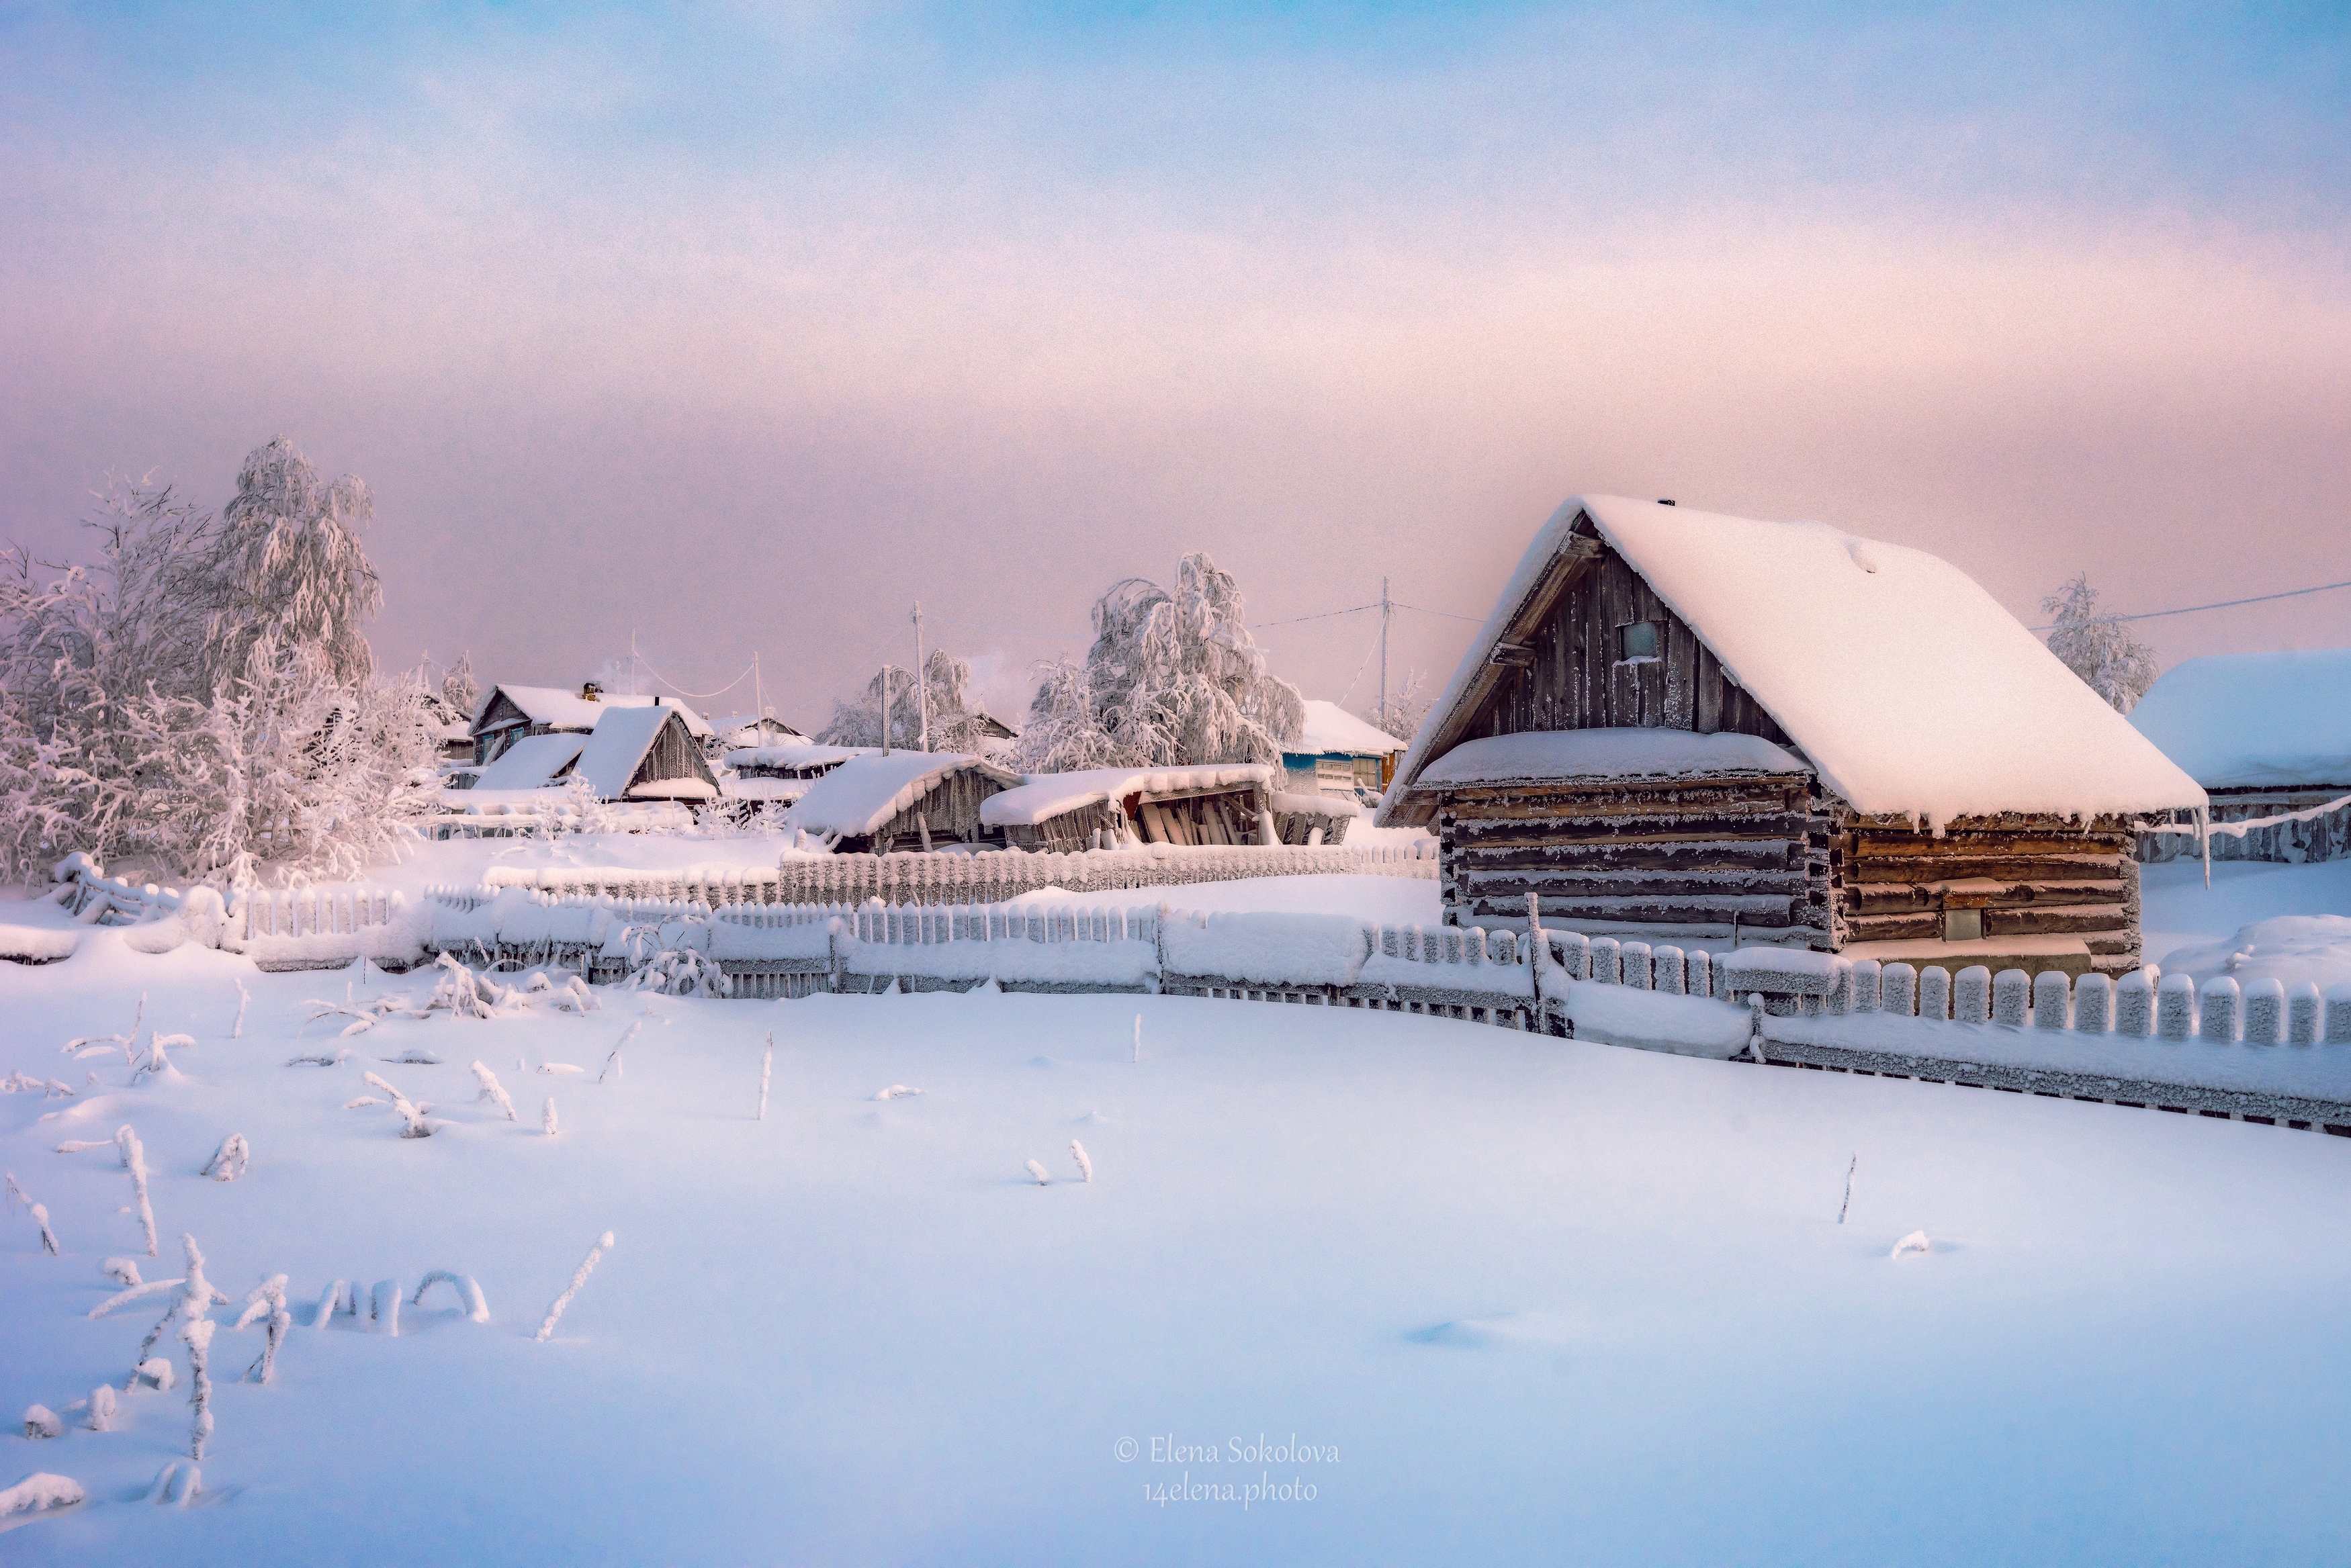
[3,2,2346,721]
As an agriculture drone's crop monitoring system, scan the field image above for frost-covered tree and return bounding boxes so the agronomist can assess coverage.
[441,651,479,721]
[1010,554,1303,770]
[2042,573,2160,713]
[0,440,431,885]
[1369,669,1430,744]
[817,649,989,752]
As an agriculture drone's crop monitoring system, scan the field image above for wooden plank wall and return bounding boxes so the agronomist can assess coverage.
[1834,815,2140,972]
[1438,776,1832,940]
[1482,544,1791,743]
[1005,800,1124,853]
[868,769,1010,852]
[631,715,715,794]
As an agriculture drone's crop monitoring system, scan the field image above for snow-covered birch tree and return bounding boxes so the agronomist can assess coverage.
[1010,554,1302,769]
[2042,573,2160,713]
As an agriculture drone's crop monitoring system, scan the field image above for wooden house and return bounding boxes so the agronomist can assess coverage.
[2129,649,2351,864]
[1282,700,1406,798]
[786,753,1022,854]
[980,766,1278,852]
[725,742,875,783]
[707,712,807,759]
[572,706,721,802]
[1378,496,2205,979]
[470,684,711,766]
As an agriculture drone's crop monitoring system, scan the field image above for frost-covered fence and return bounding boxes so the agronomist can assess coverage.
[770,841,1435,908]
[233,886,407,940]
[420,799,693,840]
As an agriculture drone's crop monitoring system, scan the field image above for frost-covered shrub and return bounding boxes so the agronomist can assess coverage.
[361,1070,433,1137]
[2244,978,2285,1046]
[102,1256,142,1288]
[758,1033,772,1121]
[87,1384,118,1432]
[369,1279,401,1337]
[146,1460,200,1508]
[0,1473,85,1517]
[542,1097,559,1136]
[1888,1230,1931,1260]
[116,1125,157,1256]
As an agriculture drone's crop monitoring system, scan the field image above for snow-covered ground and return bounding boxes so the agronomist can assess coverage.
[3,858,2348,1562]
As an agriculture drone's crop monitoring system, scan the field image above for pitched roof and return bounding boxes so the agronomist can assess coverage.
[471,731,588,790]
[979,765,1275,827]
[785,752,1022,838]
[1382,494,2205,827]
[572,707,717,801]
[1290,700,1405,758]
[474,685,712,739]
[2129,648,2351,790]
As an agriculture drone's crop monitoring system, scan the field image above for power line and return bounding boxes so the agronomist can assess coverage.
[1391,600,1486,624]
[2029,577,2351,632]
[1251,602,1381,629]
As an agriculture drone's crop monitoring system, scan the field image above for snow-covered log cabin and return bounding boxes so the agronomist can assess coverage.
[469,683,711,766]
[786,753,1022,854]
[979,766,1279,851]
[1377,496,2205,978]
[2129,648,2351,864]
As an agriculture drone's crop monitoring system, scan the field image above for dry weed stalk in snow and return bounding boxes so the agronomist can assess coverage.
[236,1275,292,1382]
[535,1231,615,1342]
[287,1048,351,1068]
[412,1271,490,1323]
[0,1070,74,1097]
[471,1062,517,1120]
[1025,1160,1052,1186]
[1838,1155,1857,1226]
[758,1033,772,1121]
[54,1138,112,1153]
[22,1404,61,1439]
[200,1133,251,1181]
[64,993,145,1065]
[232,978,249,1039]
[542,1097,559,1136]
[116,1125,158,1256]
[86,1385,118,1432]
[102,1256,142,1287]
[132,1031,194,1084]
[1071,1141,1094,1183]
[1890,1230,1932,1260]
[875,1085,922,1101]
[360,1070,434,1138]
[5,1172,60,1254]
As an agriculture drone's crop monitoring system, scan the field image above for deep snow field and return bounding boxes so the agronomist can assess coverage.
[4,851,2350,1565]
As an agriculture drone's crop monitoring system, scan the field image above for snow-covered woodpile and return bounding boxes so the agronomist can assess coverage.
[2129,649,2351,864]
[1382,496,2205,979]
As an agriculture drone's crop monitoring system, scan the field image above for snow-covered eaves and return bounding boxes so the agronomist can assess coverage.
[476,686,712,739]
[787,753,1022,837]
[1289,700,1405,759]
[980,765,1276,828]
[726,743,875,772]
[471,732,587,790]
[2129,648,2351,791]
[1382,495,2207,828]
[1421,729,1806,788]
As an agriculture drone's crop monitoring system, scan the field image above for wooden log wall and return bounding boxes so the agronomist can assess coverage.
[1437,775,1832,941]
[1833,814,2141,973]
[864,768,1010,853]
[1482,542,1791,743]
[631,714,716,794]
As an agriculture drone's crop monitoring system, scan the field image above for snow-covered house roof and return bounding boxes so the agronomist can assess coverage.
[786,753,1022,838]
[1382,495,2205,827]
[473,685,713,739]
[2128,649,2351,790]
[573,706,719,802]
[979,765,1276,828]
[709,712,806,747]
[1287,700,1405,759]
[470,731,588,791]
[725,743,876,774]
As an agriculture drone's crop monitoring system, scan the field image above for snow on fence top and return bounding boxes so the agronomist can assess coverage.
[472,732,587,790]
[2128,648,2351,791]
[1294,700,1405,757]
[1420,728,1806,786]
[1387,494,2206,828]
[785,753,1023,837]
[979,764,1276,827]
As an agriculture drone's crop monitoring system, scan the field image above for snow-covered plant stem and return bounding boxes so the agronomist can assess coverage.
[412,1270,490,1323]
[1025,1159,1051,1186]
[4,1173,60,1254]
[1838,1155,1857,1226]
[183,1317,215,1460]
[758,1033,772,1121]
[542,1097,559,1136]
[471,1061,517,1120]
[535,1231,615,1342]
[237,1275,290,1382]
[362,1070,433,1137]
[1071,1141,1093,1183]
[118,1125,158,1256]
[1133,1014,1141,1064]
[232,979,249,1040]
[200,1133,250,1181]
[600,1021,637,1085]
[131,1233,214,1397]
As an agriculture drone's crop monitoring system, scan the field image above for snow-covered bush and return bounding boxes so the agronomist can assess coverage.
[2041,573,2159,714]
[22,1404,61,1440]
[102,1256,142,1288]
[199,1132,250,1181]
[1010,554,1303,770]
[0,1473,85,1518]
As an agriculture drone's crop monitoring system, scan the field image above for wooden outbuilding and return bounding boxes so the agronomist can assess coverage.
[979,766,1279,852]
[2129,649,2351,864]
[470,683,711,766]
[786,753,1022,854]
[1281,700,1406,799]
[1378,496,2206,979]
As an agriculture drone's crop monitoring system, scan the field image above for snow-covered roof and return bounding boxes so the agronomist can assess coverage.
[472,731,587,790]
[785,753,1021,837]
[720,776,811,802]
[1422,729,1806,787]
[1288,700,1405,758]
[571,706,715,802]
[979,765,1276,828]
[709,713,806,743]
[1384,496,2205,827]
[2128,649,2351,790]
[725,743,876,772]
[475,685,712,739]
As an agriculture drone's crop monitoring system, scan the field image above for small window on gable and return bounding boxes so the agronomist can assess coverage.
[1943,907,1983,943]
[1617,620,1662,662]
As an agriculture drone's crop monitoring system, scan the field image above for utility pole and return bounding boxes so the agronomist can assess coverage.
[1379,575,1392,725]
[912,601,930,752]
[879,665,892,756]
